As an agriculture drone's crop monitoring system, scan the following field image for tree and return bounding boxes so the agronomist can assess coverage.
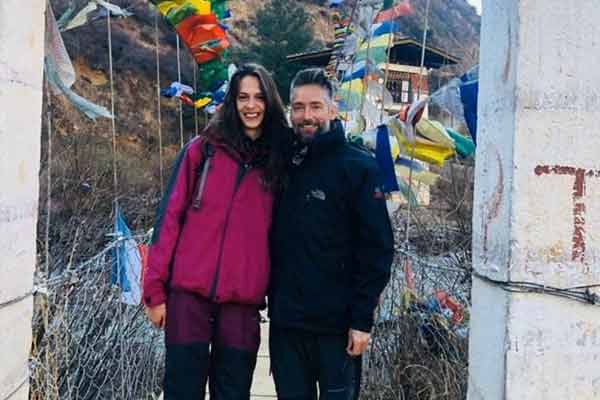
[240,0,320,102]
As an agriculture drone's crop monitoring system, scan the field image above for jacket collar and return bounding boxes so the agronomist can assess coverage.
[207,132,269,167]
[291,119,346,166]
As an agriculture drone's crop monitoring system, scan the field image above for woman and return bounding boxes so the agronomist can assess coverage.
[143,63,289,399]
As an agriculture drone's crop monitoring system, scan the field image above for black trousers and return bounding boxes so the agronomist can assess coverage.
[269,324,357,400]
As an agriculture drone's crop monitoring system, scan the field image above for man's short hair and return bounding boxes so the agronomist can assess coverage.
[290,68,334,102]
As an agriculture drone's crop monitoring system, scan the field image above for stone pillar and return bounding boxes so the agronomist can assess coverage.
[468,1,600,399]
[0,0,46,398]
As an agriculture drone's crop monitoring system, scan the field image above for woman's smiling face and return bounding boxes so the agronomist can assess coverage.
[236,75,266,140]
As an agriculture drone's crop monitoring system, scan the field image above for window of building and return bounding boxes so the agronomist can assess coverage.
[386,71,413,104]
[400,79,411,103]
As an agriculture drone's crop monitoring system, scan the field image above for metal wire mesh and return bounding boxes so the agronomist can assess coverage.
[30,233,164,400]
[361,201,472,400]
[31,119,474,400]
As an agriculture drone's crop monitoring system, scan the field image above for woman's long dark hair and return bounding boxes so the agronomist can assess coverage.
[205,63,290,192]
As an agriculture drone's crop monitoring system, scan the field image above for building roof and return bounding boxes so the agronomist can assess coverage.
[287,36,460,69]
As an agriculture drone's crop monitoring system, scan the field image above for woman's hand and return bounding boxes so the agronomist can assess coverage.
[145,303,167,329]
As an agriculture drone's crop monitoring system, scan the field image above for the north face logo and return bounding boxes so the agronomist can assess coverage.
[309,189,326,201]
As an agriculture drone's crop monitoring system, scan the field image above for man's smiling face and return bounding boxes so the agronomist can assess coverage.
[290,84,337,142]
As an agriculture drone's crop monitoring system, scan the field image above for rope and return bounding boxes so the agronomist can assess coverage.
[0,291,33,310]
[417,0,431,98]
[473,272,600,306]
[176,34,184,148]
[359,3,377,116]
[43,233,151,287]
[107,8,118,200]
[340,0,362,114]
[106,12,126,400]
[403,0,431,246]
[335,0,360,79]
[397,248,466,273]
[44,74,52,280]
[359,49,372,115]
[154,13,164,190]
[1,373,29,400]
[66,223,82,270]
[43,70,53,398]
[379,23,395,123]
[193,60,199,136]
[320,3,362,119]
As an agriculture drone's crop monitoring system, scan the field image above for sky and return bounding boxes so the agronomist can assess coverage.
[467,0,482,14]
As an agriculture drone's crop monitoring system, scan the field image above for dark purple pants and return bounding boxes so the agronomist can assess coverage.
[164,290,261,400]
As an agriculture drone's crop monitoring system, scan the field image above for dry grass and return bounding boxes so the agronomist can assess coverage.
[363,315,468,400]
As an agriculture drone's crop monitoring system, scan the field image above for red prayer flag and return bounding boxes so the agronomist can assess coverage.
[374,1,413,23]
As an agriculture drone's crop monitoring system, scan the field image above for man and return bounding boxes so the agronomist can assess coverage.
[269,68,394,400]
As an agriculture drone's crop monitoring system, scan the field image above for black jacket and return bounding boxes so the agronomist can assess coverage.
[268,120,394,334]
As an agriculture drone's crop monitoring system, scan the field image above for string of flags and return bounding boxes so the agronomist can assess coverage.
[58,0,133,32]
[47,0,235,117]
[322,0,478,206]
[45,0,116,120]
[353,95,476,202]
[325,12,351,80]
[44,0,477,324]
[48,0,478,200]
[327,0,413,122]
[149,0,234,112]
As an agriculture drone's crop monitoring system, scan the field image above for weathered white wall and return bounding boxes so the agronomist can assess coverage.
[0,0,46,398]
[469,1,600,399]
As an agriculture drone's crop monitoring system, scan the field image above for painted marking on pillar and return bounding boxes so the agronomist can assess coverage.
[17,161,27,185]
[534,165,595,262]
[502,23,512,83]
[0,203,37,225]
[483,150,504,259]
[0,60,37,89]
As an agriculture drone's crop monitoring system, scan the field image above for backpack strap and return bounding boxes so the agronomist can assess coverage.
[192,141,215,209]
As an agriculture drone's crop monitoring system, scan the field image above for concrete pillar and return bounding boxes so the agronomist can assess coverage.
[468,1,600,399]
[0,0,47,398]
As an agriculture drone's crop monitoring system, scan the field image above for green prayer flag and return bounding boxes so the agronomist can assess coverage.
[383,0,395,10]
[211,0,228,19]
[197,56,229,92]
[165,3,197,27]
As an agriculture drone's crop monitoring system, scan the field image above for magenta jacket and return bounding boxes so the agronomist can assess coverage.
[143,136,274,307]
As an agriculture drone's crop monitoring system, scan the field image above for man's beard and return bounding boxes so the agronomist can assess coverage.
[294,120,331,143]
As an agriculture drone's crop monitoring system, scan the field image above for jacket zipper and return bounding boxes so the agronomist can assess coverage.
[193,142,215,209]
[209,162,250,300]
[193,156,212,209]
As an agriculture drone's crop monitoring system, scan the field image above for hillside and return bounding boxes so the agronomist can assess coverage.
[40,0,480,265]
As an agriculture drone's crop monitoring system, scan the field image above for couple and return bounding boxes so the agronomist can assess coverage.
[143,64,394,400]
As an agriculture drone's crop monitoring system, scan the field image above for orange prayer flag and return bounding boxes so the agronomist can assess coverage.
[175,14,229,64]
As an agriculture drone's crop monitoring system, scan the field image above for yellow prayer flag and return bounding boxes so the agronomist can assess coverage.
[158,0,211,16]
[194,97,212,108]
[358,33,393,51]
[158,1,179,15]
